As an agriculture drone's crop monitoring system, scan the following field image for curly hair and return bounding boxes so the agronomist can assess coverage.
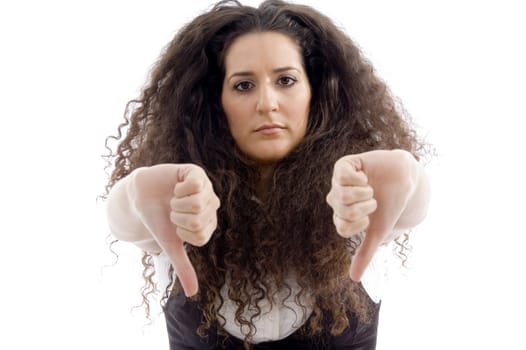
[104,0,427,347]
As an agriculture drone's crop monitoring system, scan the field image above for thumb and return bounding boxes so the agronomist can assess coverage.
[163,234,199,297]
[349,230,383,282]
[140,204,200,297]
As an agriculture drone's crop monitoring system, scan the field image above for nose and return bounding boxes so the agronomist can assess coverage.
[256,85,278,114]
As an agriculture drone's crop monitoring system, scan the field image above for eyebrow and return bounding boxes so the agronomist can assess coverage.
[226,66,301,81]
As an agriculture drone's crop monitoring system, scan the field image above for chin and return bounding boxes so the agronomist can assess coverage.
[251,153,289,165]
[243,145,297,165]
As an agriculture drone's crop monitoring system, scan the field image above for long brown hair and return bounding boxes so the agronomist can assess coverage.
[104,0,427,347]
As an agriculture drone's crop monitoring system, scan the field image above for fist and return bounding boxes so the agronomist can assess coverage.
[326,157,377,238]
[168,166,221,247]
[130,163,220,296]
[326,150,420,282]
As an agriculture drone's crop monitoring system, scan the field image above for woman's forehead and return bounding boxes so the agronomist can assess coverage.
[223,31,303,73]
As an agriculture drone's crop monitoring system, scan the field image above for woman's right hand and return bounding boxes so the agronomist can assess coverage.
[128,163,220,297]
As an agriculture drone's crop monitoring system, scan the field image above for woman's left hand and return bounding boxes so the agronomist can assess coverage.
[326,149,422,281]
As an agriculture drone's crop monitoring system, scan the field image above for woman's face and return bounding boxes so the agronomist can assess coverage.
[221,31,311,165]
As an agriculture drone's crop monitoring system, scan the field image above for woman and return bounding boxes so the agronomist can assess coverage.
[104,0,430,348]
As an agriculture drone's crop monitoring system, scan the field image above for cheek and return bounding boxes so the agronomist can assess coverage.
[293,98,310,129]
[223,97,252,130]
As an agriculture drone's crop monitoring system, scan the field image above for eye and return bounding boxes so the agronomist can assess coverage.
[277,76,297,86]
[234,81,254,91]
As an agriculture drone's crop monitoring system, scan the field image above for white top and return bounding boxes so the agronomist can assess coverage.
[152,243,390,344]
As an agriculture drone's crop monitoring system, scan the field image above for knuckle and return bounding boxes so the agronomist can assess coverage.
[335,225,348,237]
[187,178,202,192]
[190,201,204,213]
[340,191,353,204]
[326,192,333,205]
[193,232,210,247]
[356,186,373,201]
[333,216,350,238]
[188,219,203,232]
[346,206,361,221]
[358,217,370,231]
[185,163,199,172]
[340,230,353,239]
[333,158,344,171]
[335,217,369,238]
[336,174,348,185]
[212,216,218,229]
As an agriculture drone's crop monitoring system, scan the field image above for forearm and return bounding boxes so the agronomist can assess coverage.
[394,158,431,231]
[106,171,161,253]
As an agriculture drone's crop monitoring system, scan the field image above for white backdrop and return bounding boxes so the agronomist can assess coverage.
[1,1,525,349]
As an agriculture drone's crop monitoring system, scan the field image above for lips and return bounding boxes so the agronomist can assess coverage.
[254,123,285,132]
